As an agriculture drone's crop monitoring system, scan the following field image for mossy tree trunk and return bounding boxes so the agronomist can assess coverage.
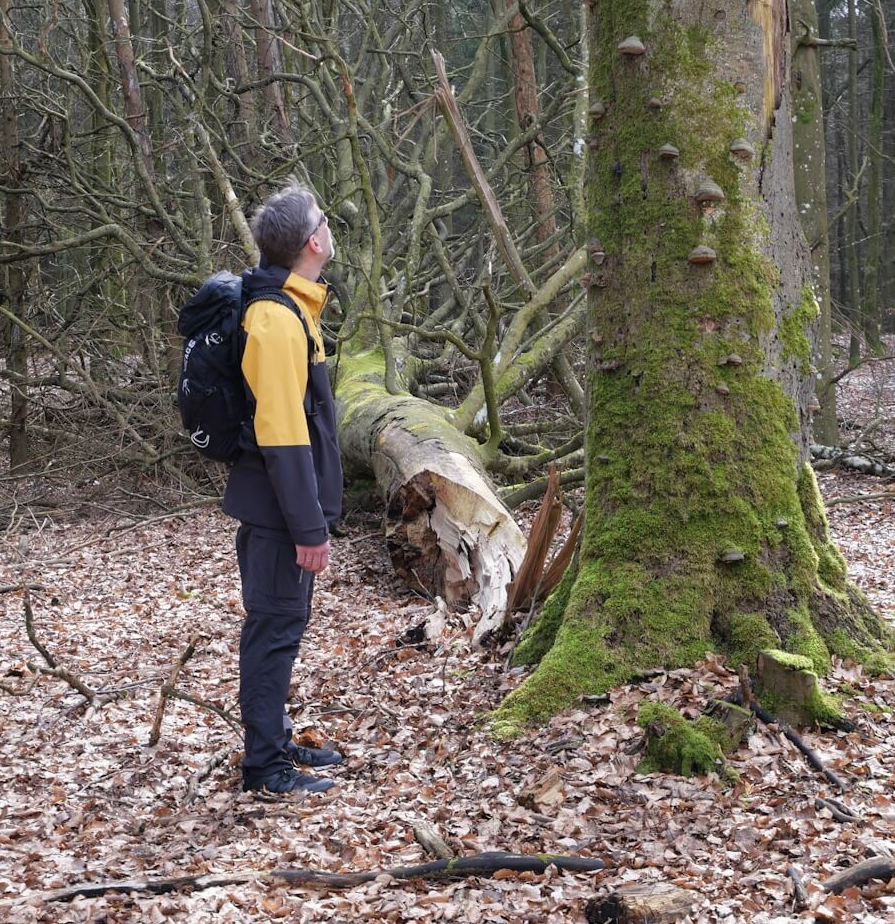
[493,0,892,736]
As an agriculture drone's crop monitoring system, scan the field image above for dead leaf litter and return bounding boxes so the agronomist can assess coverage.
[0,465,892,922]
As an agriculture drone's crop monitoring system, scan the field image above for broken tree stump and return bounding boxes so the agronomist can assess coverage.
[755,649,841,727]
[707,699,753,748]
[586,881,698,923]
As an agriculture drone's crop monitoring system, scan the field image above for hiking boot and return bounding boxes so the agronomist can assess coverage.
[285,741,344,768]
[243,767,335,795]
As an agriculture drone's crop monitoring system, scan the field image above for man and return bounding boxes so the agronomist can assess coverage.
[223,181,343,795]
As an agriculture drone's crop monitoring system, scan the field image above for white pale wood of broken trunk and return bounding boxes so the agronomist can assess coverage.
[334,361,526,641]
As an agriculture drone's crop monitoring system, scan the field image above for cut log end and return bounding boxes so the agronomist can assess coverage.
[586,881,698,923]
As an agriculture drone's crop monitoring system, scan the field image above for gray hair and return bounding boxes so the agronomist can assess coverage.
[250,181,319,267]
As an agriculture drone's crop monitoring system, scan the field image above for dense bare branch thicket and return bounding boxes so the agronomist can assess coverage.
[0,0,587,492]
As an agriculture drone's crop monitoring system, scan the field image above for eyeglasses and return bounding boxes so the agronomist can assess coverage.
[301,212,328,250]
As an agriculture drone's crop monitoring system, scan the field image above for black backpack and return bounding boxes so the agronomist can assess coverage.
[176,271,312,463]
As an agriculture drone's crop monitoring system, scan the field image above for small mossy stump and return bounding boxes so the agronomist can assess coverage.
[491,0,892,738]
[585,881,699,924]
[707,699,754,747]
[756,648,842,727]
[636,702,738,783]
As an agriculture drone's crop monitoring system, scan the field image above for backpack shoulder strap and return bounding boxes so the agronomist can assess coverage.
[244,287,317,361]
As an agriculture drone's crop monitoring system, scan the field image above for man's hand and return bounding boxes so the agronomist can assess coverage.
[295,540,330,573]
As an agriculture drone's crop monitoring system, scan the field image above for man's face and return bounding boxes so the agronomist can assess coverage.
[311,209,335,264]
[323,215,335,263]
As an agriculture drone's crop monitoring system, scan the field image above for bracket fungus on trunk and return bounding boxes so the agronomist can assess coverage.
[695,179,725,203]
[688,245,717,265]
[730,138,755,160]
[720,549,745,564]
[618,35,646,56]
[588,239,606,264]
[658,143,680,160]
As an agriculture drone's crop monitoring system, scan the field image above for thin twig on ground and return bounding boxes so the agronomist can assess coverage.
[149,633,203,746]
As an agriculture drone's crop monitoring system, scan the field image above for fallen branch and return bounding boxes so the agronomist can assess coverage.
[24,592,101,706]
[728,693,848,791]
[826,490,895,508]
[810,438,895,473]
[756,701,847,790]
[160,685,242,733]
[814,796,862,823]
[0,582,45,594]
[817,352,895,393]
[25,852,606,903]
[822,855,895,894]
[149,633,202,746]
[24,593,57,669]
[786,866,809,911]
[185,746,233,804]
[26,661,98,705]
[105,497,222,535]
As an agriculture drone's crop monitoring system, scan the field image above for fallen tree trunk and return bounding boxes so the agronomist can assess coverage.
[335,350,526,639]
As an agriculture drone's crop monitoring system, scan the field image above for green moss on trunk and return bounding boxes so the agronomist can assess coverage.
[491,0,891,737]
[512,564,577,666]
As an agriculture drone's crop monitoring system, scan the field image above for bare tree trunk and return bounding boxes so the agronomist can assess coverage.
[835,139,848,325]
[791,0,837,444]
[504,0,560,267]
[845,0,861,365]
[504,0,567,400]
[884,1,895,323]
[570,1,589,241]
[220,0,260,151]
[862,0,884,353]
[249,0,289,140]
[108,0,155,179]
[0,0,30,472]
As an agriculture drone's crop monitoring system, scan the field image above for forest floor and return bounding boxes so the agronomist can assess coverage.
[0,349,893,923]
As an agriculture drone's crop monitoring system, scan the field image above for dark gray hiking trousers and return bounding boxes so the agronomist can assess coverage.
[235,524,314,785]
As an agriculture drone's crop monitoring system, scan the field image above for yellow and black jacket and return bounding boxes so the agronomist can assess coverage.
[222,263,342,545]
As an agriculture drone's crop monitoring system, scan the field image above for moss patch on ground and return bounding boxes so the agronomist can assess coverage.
[637,701,738,783]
